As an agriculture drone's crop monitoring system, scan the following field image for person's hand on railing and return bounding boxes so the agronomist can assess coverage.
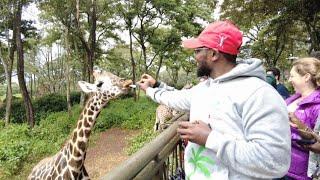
[177,120,211,146]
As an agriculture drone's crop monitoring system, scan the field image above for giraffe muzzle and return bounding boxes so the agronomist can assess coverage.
[122,80,133,89]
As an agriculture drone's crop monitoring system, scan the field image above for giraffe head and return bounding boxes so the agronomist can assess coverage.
[78,69,133,99]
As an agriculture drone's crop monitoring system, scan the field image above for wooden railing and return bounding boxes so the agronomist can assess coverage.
[101,113,189,180]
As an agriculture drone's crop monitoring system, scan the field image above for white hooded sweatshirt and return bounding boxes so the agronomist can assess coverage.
[146,58,291,179]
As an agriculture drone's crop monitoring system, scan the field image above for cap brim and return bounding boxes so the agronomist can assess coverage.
[182,38,205,49]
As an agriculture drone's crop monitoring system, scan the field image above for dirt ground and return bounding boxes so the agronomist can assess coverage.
[84,128,140,180]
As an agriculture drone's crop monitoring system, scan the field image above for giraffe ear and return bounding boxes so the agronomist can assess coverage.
[78,81,97,93]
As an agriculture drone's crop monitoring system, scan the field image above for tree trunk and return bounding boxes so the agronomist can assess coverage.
[88,0,97,83]
[65,28,72,117]
[0,55,12,126]
[1,13,16,126]
[155,56,163,81]
[15,0,34,128]
[129,23,137,101]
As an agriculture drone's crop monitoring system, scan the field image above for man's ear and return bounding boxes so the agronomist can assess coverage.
[78,81,97,93]
[210,49,219,62]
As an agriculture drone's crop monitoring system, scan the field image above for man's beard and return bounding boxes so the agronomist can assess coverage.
[197,61,211,77]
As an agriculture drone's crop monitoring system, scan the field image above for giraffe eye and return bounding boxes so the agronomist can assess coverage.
[97,81,104,87]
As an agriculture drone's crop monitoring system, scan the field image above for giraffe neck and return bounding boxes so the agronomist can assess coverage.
[67,91,109,170]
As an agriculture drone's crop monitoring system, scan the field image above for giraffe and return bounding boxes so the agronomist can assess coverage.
[154,83,193,132]
[28,70,133,180]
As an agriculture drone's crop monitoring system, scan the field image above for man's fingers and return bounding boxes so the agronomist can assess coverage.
[177,127,189,135]
[178,121,195,129]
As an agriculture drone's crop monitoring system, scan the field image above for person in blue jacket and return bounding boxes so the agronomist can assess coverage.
[267,67,290,99]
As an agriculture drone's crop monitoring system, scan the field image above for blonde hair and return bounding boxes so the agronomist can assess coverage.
[293,57,320,88]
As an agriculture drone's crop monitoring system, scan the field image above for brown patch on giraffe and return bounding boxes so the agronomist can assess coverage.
[90,105,95,111]
[63,148,68,156]
[77,121,82,129]
[69,157,80,167]
[63,169,71,179]
[72,131,77,143]
[79,129,84,137]
[69,143,73,154]
[84,119,90,128]
[71,170,79,178]
[84,129,91,138]
[78,141,86,151]
[88,110,94,116]
[73,147,82,157]
[83,108,87,114]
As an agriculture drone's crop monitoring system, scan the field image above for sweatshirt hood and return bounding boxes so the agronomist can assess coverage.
[211,58,266,83]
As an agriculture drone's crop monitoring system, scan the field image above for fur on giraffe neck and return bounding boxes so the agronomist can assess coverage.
[67,91,110,170]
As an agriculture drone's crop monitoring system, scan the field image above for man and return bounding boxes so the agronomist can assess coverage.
[138,20,290,179]
[266,67,290,99]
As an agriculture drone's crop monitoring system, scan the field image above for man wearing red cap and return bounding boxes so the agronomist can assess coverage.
[138,20,290,179]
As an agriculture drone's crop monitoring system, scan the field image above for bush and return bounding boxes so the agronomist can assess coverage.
[0,95,158,178]
[70,91,81,105]
[94,96,157,132]
[0,124,32,176]
[0,106,81,177]
[0,98,26,124]
[126,128,158,155]
[0,91,81,124]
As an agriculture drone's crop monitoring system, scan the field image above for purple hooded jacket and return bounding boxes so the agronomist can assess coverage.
[286,89,320,180]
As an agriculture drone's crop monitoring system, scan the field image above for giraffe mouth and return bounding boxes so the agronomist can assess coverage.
[122,80,133,89]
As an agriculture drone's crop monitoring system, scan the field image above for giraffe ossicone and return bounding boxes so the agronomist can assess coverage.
[28,70,132,180]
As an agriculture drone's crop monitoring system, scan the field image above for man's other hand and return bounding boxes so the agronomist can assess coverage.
[177,120,211,146]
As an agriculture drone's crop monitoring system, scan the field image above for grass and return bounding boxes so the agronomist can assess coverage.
[0,95,158,179]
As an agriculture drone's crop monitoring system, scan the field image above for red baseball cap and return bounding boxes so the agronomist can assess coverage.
[182,20,243,55]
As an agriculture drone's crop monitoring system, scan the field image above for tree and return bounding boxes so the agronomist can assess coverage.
[221,0,320,67]
[14,0,35,127]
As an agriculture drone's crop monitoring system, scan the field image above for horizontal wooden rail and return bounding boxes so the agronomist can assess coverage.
[101,113,189,180]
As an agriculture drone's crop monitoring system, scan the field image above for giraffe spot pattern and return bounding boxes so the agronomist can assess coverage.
[84,119,90,128]
[71,170,79,179]
[88,110,94,116]
[63,169,71,179]
[77,122,82,129]
[72,132,77,143]
[77,141,86,151]
[84,130,90,138]
[79,130,84,137]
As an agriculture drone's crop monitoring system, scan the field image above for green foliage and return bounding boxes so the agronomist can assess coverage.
[0,95,158,178]
[0,105,80,177]
[126,128,158,155]
[0,98,25,124]
[0,91,81,124]
[94,96,157,131]
[0,124,32,176]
